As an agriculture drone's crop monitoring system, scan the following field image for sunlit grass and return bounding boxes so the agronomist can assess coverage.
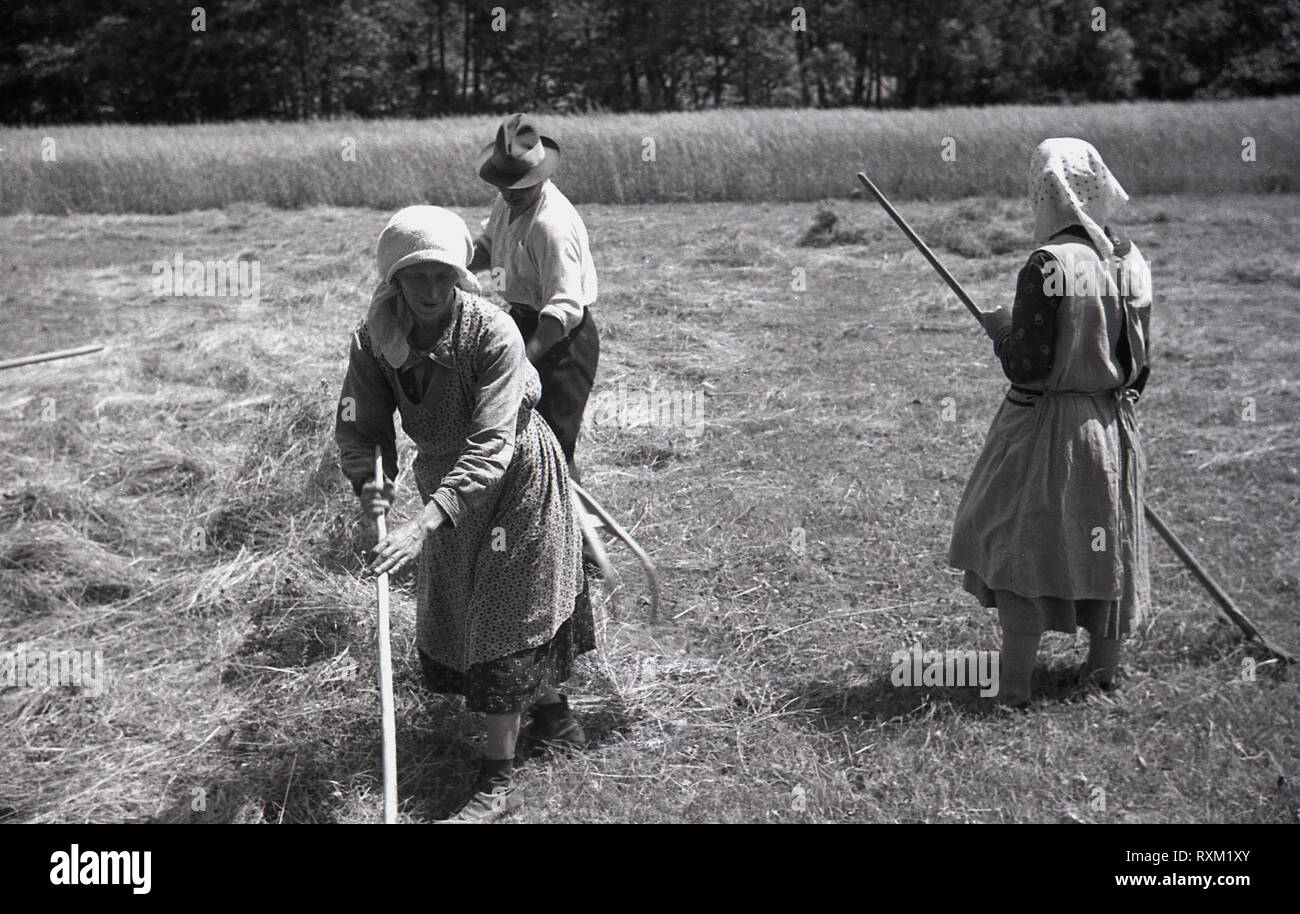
[1,194,1296,821]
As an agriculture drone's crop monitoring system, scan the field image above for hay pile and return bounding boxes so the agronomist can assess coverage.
[797,199,1028,257]
[103,454,209,496]
[0,486,141,615]
[798,208,871,247]
[0,484,127,547]
[0,521,138,614]
[919,199,1028,258]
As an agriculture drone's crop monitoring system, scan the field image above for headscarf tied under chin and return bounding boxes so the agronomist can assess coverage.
[365,205,482,369]
[1030,138,1130,259]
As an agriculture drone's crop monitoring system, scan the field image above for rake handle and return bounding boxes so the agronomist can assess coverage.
[572,481,661,625]
[856,173,983,321]
[0,343,104,371]
[1143,507,1269,637]
[1144,505,1295,662]
[373,446,398,823]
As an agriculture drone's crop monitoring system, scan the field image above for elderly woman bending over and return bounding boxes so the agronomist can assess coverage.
[335,206,595,823]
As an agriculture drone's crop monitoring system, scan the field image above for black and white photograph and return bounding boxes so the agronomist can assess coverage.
[0,0,1295,865]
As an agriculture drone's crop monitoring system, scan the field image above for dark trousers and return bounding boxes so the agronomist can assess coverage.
[509,305,599,467]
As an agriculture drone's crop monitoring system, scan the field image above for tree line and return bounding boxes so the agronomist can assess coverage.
[3,0,1297,124]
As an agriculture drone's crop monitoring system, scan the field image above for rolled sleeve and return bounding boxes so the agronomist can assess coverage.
[535,223,590,333]
[335,329,399,495]
[429,487,464,527]
[429,312,527,526]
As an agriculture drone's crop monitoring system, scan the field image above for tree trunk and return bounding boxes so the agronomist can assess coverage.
[794,31,811,106]
[294,0,310,118]
[461,0,471,104]
[853,31,869,105]
[472,27,482,105]
[437,0,448,108]
[873,40,883,107]
[535,14,549,101]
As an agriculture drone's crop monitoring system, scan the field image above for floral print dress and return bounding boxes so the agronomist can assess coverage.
[336,290,593,711]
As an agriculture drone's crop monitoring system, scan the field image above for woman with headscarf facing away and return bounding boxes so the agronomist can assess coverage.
[335,205,596,823]
[949,138,1153,707]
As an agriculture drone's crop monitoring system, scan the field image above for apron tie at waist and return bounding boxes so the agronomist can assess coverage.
[1005,384,1111,407]
[1008,384,1129,398]
[1116,390,1139,467]
[1114,390,1143,621]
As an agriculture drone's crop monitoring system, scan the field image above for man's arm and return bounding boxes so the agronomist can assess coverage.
[468,238,491,274]
[533,220,590,343]
[469,206,499,275]
[525,313,567,364]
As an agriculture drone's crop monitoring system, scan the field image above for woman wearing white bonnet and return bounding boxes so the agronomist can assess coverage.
[334,205,595,821]
[949,138,1154,707]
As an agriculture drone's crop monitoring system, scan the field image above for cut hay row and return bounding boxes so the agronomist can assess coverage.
[1,97,1296,214]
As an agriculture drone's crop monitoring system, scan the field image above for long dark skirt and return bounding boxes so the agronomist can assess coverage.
[418,578,597,714]
[509,304,599,465]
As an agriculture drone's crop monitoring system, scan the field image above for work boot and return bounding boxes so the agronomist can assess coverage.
[997,628,1041,708]
[521,695,588,752]
[437,758,521,824]
[1080,635,1122,691]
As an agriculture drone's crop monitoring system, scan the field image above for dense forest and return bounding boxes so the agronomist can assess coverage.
[3,0,1298,123]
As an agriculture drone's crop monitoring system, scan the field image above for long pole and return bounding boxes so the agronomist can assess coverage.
[1142,506,1293,660]
[856,171,1295,664]
[572,481,661,625]
[855,173,982,321]
[372,446,399,822]
[0,343,104,372]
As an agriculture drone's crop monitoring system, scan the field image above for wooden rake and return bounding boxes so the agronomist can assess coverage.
[0,343,103,372]
[572,481,661,625]
[371,446,399,823]
[856,170,1295,664]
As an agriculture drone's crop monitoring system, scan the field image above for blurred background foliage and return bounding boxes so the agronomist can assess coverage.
[2,0,1298,124]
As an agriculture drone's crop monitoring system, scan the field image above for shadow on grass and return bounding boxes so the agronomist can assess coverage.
[145,691,476,824]
[146,666,636,824]
[776,658,1111,736]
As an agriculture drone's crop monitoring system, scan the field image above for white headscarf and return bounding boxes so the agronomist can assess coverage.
[366,205,481,368]
[1030,138,1129,259]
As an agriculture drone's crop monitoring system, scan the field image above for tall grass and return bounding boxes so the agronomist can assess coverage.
[2,97,1296,214]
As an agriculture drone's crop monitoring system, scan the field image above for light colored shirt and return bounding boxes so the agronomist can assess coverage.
[479,180,597,333]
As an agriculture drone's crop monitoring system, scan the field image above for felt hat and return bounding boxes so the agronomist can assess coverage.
[478,113,560,189]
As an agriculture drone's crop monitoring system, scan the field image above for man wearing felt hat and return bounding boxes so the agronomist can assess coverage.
[470,113,599,482]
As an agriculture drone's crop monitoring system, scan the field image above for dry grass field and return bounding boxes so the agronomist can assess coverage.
[0,190,1297,823]
[2,97,1297,214]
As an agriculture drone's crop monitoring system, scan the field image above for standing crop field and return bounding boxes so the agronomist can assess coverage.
[2,97,1297,214]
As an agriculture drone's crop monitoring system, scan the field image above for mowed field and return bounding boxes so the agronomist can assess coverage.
[1,191,1297,823]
